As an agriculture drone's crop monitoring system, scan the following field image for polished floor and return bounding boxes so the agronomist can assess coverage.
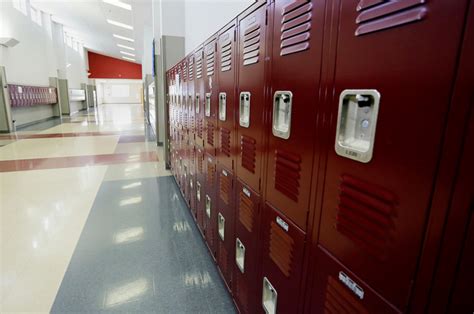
[0,103,235,313]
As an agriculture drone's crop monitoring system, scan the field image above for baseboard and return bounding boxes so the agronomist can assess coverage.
[16,116,60,130]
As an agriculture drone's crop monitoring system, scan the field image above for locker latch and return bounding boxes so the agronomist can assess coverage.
[235,238,245,273]
[262,277,277,314]
[195,93,200,113]
[239,92,251,128]
[219,92,227,121]
[272,91,293,139]
[335,89,380,163]
[205,195,211,218]
[205,93,211,117]
[196,182,201,201]
[218,213,225,240]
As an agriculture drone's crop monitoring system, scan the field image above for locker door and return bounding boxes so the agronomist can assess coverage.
[194,147,205,222]
[204,153,217,252]
[318,0,469,310]
[204,37,218,157]
[233,179,261,314]
[217,20,237,172]
[236,2,268,192]
[187,55,195,137]
[260,204,305,314]
[266,0,326,230]
[195,47,205,148]
[216,164,235,289]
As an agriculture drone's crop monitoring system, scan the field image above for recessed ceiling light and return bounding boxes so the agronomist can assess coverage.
[102,0,131,10]
[107,19,133,30]
[120,51,135,57]
[117,44,134,50]
[122,56,136,62]
[113,34,134,42]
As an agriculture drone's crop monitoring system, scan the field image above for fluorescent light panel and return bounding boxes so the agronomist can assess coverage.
[107,19,133,30]
[122,56,135,62]
[117,44,134,50]
[113,34,134,42]
[120,51,135,57]
[102,0,131,10]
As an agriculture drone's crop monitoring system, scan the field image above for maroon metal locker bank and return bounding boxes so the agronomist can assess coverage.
[204,35,218,157]
[216,20,237,172]
[194,47,205,149]
[233,179,261,314]
[316,0,469,311]
[236,1,268,193]
[265,0,326,231]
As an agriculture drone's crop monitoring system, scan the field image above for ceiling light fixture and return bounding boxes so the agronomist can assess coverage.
[122,56,136,62]
[107,19,133,30]
[102,0,131,11]
[113,34,134,42]
[117,44,134,50]
[120,51,135,57]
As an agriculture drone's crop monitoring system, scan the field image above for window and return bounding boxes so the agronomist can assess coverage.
[13,0,27,15]
[30,7,42,26]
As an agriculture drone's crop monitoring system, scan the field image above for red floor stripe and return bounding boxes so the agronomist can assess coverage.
[0,152,158,172]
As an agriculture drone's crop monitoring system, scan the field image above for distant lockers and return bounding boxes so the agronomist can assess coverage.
[166,1,473,314]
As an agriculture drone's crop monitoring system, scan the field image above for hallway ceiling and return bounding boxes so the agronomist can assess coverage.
[30,0,152,64]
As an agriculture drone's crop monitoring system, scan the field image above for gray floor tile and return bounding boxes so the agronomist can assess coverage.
[51,176,236,313]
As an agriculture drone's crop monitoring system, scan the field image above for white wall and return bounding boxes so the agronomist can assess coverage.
[184,0,254,54]
[96,79,142,104]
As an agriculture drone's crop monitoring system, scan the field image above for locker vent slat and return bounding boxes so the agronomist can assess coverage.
[206,43,215,76]
[269,221,294,277]
[325,276,369,314]
[207,122,215,146]
[220,39,232,72]
[280,1,312,56]
[207,162,214,187]
[241,136,256,173]
[220,128,231,157]
[188,57,194,80]
[183,62,188,80]
[336,175,397,260]
[219,171,231,205]
[242,23,261,66]
[355,0,427,36]
[239,190,255,233]
[196,52,203,79]
[197,118,202,139]
[274,150,301,202]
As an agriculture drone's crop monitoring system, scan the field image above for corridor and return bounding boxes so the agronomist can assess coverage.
[0,103,235,313]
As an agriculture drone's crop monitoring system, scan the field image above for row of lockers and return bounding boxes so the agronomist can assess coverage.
[166,0,473,313]
[8,84,58,107]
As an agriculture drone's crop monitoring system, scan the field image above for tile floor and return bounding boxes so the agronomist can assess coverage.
[0,103,235,313]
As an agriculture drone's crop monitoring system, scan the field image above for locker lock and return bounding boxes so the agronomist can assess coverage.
[335,89,380,163]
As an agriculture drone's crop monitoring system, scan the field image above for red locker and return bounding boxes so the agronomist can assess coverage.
[193,146,205,222]
[216,20,238,172]
[204,153,218,255]
[265,0,326,230]
[186,54,195,134]
[310,247,400,314]
[216,164,235,289]
[236,1,268,192]
[203,153,218,258]
[260,204,305,314]
[204,35,218,157]
[194,47,205,148]
[233,179,261,314]
[317,0,469,310]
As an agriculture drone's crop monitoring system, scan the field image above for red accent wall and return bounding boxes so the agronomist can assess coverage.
[88,51,142,79]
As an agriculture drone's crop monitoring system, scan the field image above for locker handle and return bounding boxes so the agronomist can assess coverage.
[205,93,211,117]
[239,92,251,128]
[272,91,293,139]
[219,92,227,121]
[235,238,245,273]
[205,195,211,218]
[195,94,200,113]
[262,277,277,314]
